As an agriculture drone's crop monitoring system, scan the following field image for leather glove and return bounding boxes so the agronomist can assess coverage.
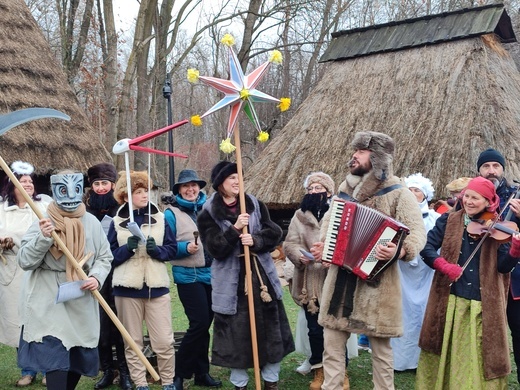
[127,235,140,253]
[433,257,462,282]
[146,237,158,256]
[510,235,520,258]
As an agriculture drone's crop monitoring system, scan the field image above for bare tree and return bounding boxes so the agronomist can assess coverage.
[56,0,96,83]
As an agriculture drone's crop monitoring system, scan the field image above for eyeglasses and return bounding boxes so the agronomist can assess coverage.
[307,185,325,192]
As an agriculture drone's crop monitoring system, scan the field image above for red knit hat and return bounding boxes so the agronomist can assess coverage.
[464,176,500,213]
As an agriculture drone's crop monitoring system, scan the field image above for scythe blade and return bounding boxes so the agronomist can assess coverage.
[0,108,70,136]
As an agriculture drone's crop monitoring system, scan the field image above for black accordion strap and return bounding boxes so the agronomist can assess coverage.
[374,184,402,197]
[338,191,357,202]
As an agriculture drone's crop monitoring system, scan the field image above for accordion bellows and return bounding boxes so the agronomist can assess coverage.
[322,199,410,281]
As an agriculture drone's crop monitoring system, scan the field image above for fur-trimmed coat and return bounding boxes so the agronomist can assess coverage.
[318,172,426,337]
[419,210,517,380]
[283,209,328,311]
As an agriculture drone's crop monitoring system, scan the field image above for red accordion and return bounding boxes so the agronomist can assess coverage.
[322,199,410,281]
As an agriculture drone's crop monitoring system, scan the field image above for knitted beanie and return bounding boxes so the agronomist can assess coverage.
[477,148,505,170]
[211,161,237,190]
[351,131,394,181]
[303,172,335,194]
[113,170,150,205]
[404,173,434,201]
[87,163,117,185]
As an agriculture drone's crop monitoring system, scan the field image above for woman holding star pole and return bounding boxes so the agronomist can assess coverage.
[191,34,294,390]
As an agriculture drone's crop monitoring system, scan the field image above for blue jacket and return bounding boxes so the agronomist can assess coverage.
[164,193,211,285]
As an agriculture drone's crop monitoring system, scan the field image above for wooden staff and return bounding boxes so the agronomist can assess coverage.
[233,123,261,390]
[0,156,160,381]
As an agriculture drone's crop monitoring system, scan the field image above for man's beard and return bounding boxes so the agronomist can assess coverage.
[483,175,501,189]
[348,157,371,177]
[300,192,330,222]
[88,189,118,216]
[349,162,371,176]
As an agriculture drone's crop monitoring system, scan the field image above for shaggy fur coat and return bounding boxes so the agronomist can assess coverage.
[318,172,426,337]
[284,209,328,311]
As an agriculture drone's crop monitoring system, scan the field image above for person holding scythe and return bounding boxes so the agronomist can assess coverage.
[197,161,294,390]
[16,170,113,390]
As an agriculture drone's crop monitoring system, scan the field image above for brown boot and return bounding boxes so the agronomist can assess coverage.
[15,375,35,387]
[343,369,350,390]
[309,367,324,390]
[264,381,278,390]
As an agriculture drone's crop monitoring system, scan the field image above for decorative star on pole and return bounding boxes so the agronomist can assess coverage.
[188,34,291,153]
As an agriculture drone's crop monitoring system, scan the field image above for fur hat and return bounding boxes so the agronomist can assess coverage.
[445,177,472,194]
[87,163,117,185]
[404,173,434,201]
[304,172,335,194]
[211,161,237,190]
[477,148,505,171]
[351,131,394,181]
[113,170,150,205]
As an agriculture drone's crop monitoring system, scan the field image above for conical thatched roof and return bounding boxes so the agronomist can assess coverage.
[0,0,111,174]
[245,6,520,209]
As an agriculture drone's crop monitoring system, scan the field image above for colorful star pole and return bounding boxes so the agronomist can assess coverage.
[188,33,290,153]
[188,34,291,390]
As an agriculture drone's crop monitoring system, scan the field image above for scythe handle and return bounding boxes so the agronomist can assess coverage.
[0,156,160,381]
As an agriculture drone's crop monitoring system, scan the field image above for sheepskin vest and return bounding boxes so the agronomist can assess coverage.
[166,206,205,268]
[112,209,170,289]
[204,193,282,315]
[419,209,510,380]
[283,209,327,309]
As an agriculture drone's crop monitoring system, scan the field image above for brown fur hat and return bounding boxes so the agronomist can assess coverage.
[351,131,394,181]
[113,170,150,205]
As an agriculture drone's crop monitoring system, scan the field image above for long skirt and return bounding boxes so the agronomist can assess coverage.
[211,258,295,369]
[18,332,98,376]
[416,295,508,390]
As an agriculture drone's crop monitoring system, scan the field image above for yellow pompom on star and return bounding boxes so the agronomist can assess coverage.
[219,138,236,153]
[187,69,199,83]
[269,50,283,65]
[257,131,270,143]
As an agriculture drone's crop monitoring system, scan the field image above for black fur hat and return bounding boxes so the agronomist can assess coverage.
[211,161,237,190]
[87,163,117,185]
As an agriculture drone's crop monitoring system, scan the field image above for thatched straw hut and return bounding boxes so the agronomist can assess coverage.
[0,0,111,181]
[245,4,520,220]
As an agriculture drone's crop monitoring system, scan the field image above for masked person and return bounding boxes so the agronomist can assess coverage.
[284,172,351,390]
[16,170,113,390]
[84,163,131,390]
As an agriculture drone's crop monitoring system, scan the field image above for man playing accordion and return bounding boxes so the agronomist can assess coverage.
[311,131,426,390]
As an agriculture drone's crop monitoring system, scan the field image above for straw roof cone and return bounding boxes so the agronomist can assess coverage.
[246,25,520,208]
[0,0,111,173]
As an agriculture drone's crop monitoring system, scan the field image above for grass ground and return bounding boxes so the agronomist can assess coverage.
[1,285,519,389]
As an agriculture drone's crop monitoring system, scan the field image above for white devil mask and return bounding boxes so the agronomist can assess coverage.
[50,172,84,212]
